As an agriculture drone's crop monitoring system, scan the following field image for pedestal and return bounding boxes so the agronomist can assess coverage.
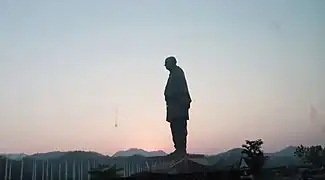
[144,154,207,174]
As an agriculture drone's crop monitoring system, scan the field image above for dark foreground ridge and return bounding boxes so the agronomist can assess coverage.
[115,155,244,180]
[114,171,242,180]
[2,142,325,179]
[145,154,205,162]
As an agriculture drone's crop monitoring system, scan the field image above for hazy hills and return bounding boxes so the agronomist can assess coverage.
[206,146,300,168]
[1,146,301,168]
[1,148,167,160]
[30,151,67,160]
[269,146,297,157]
[0,153,28,160]
[0,146,304,180]
[112,148,167,157]
[30,151,106,160]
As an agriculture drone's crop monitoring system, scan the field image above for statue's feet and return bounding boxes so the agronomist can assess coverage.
[167,150,187,159]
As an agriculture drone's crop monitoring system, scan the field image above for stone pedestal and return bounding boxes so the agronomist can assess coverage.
[144,154,208,174]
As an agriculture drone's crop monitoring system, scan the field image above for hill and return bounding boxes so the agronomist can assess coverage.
[206,146,300,169]
[207,148,243,168]
[30,151,67,160]
[113,148,167,157]
[270,146,297,157]
[0,151,109,180]
[0,153,27,160]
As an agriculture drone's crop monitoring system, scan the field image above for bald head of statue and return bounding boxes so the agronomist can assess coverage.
[164,56,177,71]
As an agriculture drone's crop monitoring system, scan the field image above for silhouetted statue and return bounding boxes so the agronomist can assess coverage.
[164,56,192,157]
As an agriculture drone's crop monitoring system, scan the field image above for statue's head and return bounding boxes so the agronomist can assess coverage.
[164,56,177,71]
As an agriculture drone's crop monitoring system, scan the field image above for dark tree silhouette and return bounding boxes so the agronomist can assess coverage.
[308,145,325,168]
[294,145,308,163]
[241,139,267,177]
[295,145,325,168]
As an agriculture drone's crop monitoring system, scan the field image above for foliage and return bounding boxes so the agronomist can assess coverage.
[294,145,325,167]
[88,164,123,180]
[241,139,267,176]
[294,145,308,163]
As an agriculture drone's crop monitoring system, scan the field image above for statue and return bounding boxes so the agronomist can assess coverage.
[164,56,192,157]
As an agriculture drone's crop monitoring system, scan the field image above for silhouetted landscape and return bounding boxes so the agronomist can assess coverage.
[1,140,325,179]
[1,0,324,179]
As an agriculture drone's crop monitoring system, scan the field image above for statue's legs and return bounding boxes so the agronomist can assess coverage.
[170,119,188,155]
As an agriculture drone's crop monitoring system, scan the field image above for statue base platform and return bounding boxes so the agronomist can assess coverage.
[146,153,205,161]
[144,154,209,174]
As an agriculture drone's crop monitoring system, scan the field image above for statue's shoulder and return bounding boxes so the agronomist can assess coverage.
[171,66,185,77]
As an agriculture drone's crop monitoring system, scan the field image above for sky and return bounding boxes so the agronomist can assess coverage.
[0,0,324,155]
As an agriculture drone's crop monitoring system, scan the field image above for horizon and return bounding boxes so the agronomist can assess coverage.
[0,145,309,156]
[1,0,324,155]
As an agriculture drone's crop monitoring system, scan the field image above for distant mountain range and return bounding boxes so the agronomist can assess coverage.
[30,151,67,160]
[1,148,167,160]
[268,146,297,157]
[1,146,298,160]
[206,146,300,168]
[0,153,28,160]
[30,151,106,160]
[0,146,301,169]
[112,148,167,157]
[0,146,303,179]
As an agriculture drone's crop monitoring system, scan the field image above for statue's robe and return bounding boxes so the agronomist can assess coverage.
[164,66,192,122]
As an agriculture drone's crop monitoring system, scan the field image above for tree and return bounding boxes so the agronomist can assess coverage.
[241,139,267,176]
[88,164,123,180]
[294,145,325,168]
[294,145,308,164]
[307,145,324,167]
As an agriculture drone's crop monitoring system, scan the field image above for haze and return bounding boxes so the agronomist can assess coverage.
[0,0,324,155]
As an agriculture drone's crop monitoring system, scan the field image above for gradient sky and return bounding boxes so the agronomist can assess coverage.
[1,0,324,155]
